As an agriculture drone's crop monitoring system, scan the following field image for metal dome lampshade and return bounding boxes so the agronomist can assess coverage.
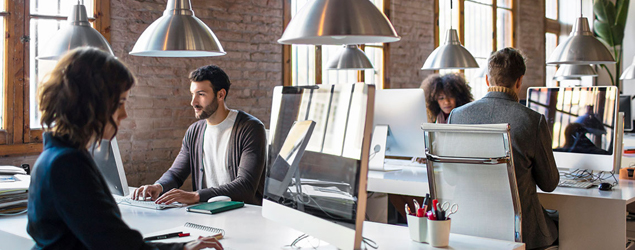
[130,0,225,57]
[546,17,615,65]
[621,56,635,80]
[278,0,400,45]
[421,29,479,70]
[326,45,374,70]
[554,64,598,78]
[553,75,583,81]
[37,3,114,60]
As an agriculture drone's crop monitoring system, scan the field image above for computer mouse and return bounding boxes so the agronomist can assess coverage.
[598,182,613,191]
[207,195,231,203]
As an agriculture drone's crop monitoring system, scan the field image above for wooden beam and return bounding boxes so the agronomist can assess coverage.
[0,143,42,156]
[282,0,291,86]
[383,0,391,89]
[6,0,26,145]
[93,0,111,43]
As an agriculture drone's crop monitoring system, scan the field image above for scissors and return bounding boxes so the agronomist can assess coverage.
[437,201,459,218]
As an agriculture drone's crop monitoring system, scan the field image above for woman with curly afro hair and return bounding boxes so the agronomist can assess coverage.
[421,73,474,123]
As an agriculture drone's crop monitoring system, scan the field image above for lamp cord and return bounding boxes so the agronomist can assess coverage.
[450,0,453,29]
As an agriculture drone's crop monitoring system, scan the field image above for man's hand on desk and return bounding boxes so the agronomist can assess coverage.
[184,236,223,250]
[132,184,162,201]
[155,188,200,205]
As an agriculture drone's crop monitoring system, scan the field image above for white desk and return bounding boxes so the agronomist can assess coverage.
[367,167,635,250]
[0,201,524,250]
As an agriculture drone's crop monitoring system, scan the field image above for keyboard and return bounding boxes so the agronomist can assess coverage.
[114,196,185,210]
[558,180,595,189]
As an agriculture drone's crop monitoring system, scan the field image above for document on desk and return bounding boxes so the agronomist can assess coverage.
[144,222,224,243]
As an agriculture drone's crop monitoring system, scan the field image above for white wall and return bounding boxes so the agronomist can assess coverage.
[621,1,635,95]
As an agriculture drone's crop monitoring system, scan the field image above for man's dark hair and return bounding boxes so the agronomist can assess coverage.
[189,65,231,99]
[488,47,526,88]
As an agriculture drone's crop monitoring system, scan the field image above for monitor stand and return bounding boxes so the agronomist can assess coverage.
[369,125,401,171]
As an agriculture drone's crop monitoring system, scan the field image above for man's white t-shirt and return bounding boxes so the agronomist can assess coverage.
[202,110,238,188]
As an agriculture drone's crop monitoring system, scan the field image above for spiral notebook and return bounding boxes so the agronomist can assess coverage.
[143,222,224,243]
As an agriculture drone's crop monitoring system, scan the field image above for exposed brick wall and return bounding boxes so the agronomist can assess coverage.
[388,0,435,89]
[109,0,282,188]
[515,0,546,100]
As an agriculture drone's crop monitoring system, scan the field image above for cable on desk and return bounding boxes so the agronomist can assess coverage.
[362,237,378,249]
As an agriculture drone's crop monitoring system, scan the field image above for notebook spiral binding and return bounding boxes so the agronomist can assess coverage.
[184,222,225,237]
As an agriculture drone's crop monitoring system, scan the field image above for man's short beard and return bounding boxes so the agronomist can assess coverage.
[195,99,219,120]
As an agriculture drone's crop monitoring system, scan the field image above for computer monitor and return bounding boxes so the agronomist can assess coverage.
[370,88,427,170]
[620,95,633,132]
[526,87,619,172]
[264,83,374,250]
[91,137,129,196]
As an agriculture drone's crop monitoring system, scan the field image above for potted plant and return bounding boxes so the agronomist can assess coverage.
[593,0,630,89]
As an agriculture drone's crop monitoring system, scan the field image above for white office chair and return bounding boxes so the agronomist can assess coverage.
[421,123,522,243]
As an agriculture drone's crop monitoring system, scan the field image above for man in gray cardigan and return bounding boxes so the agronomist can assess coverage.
[133,65,266,205]
[448,48,559,249]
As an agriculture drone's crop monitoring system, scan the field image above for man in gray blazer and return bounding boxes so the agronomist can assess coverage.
[448,48,559,249]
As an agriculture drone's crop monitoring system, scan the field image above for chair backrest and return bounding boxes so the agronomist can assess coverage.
[421,123,522,243]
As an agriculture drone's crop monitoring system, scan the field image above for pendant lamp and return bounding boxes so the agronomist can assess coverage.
[421,29,479,70]
[554,65,598,78]
[326,45,374,70]
[278,0,400,45]
[130,0,225,57]
[37,2,114,60]
[553,75,583,81]
[546,17,614,64]
[621,56,635,80]
[421,0,478,70]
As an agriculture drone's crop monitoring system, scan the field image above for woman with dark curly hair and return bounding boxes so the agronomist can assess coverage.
[421,73,474,123]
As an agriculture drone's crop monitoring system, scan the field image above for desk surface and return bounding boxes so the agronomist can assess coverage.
[368,165,635,202]
[0,202,524,250]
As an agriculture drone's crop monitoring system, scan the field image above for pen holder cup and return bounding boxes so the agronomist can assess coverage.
[428,219,451,247]
[406,215,428,243]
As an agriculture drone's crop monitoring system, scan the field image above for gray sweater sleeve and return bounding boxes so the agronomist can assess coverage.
[156,125,197,192]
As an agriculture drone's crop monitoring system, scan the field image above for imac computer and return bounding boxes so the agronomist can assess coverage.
[620,95,633,132]
[264,83,374,250]
[91,137,129,197]
[526,86,620,172]
[370,88,427,171]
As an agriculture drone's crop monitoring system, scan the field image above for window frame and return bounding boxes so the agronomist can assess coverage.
[281,0,391,88]
[0,0,110,156]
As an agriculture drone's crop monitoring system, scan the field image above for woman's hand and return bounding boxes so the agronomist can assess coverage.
[184,236,223,250]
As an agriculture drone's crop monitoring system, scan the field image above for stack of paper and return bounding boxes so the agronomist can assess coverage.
[0,174,30,214]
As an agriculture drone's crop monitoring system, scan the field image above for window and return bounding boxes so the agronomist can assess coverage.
[284,0,387,87]
[0,0,109,155]
[437,0,514,99]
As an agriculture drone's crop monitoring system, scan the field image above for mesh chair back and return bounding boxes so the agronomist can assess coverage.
[422,123,521,242]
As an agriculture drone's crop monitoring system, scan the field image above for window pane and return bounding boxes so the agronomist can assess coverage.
[467,0,492,4]
[0,16,3,129]
[545,0,557,19]
[465,58,489,100]
[30,19,67,128]
[31,0,94,18]
[322,45,357,85]
[291,0,315,86]
[439,0,460,46]
[497,0,512,9]
[292,45,316,86]
[496,9,513,50]
[464,1,493,59]
[545,33,557,87]
[364,46,383,88]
